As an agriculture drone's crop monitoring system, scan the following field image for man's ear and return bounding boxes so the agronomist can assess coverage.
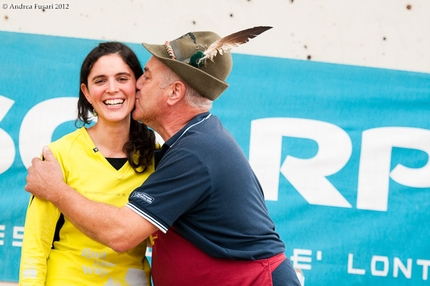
[167,81,186,105]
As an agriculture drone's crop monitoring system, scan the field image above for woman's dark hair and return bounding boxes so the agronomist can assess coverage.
[76,41,155,173]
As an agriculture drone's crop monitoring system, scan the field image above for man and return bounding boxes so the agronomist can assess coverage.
[25,28,301,285]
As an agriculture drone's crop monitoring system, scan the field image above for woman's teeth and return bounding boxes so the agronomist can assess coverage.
[104,99,124,106]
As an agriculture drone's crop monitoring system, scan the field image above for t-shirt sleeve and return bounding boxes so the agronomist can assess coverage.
[127,148,211,233]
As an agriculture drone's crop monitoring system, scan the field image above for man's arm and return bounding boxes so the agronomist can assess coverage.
[25,146,158,252]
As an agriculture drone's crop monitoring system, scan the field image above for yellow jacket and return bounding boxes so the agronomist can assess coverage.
[20,128,152,286]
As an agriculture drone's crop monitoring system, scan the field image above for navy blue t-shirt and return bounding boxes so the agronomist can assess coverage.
[127,112,285,260]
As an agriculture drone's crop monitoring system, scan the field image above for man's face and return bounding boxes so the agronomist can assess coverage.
[133,57,169,127]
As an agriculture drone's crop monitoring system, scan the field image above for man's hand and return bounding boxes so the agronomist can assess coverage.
[25,146,64,202]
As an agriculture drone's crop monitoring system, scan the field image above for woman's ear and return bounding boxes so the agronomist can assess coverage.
[81,83,92,104]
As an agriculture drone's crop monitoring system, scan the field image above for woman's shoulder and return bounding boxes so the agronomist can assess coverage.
[49,128,87,153]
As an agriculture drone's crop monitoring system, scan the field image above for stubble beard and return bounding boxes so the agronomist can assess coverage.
[134,107,157,128]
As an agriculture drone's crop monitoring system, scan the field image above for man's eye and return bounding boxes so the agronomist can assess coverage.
[142,72,150,80]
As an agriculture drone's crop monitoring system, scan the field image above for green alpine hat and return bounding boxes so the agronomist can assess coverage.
[142,31,232,101]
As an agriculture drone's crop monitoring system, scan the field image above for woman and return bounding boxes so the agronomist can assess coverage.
[19,42,156,285]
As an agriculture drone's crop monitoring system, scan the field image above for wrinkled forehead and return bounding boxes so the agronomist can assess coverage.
[144,56,164,72]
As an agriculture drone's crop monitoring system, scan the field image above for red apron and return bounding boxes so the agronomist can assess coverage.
[151,228,286,286]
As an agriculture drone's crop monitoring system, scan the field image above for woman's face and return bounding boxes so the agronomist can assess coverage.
[81,54,136,124]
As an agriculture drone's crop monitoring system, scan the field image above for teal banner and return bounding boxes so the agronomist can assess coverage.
[1,31,430,285]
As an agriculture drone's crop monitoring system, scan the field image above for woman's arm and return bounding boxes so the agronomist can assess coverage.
[19,196,61,284]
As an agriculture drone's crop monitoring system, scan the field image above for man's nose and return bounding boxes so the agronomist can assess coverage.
[136,76,143,89]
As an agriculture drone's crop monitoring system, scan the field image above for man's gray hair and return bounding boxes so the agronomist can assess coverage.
[160,69,212,110]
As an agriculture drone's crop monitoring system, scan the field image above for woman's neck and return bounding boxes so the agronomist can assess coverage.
[87,120,130,158]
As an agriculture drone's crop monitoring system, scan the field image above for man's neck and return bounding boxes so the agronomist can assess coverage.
[155,108,208,142]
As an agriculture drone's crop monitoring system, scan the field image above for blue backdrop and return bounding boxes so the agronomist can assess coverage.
[1,31,430,285]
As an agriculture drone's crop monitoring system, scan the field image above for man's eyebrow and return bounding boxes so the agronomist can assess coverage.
[143,67,151,75]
